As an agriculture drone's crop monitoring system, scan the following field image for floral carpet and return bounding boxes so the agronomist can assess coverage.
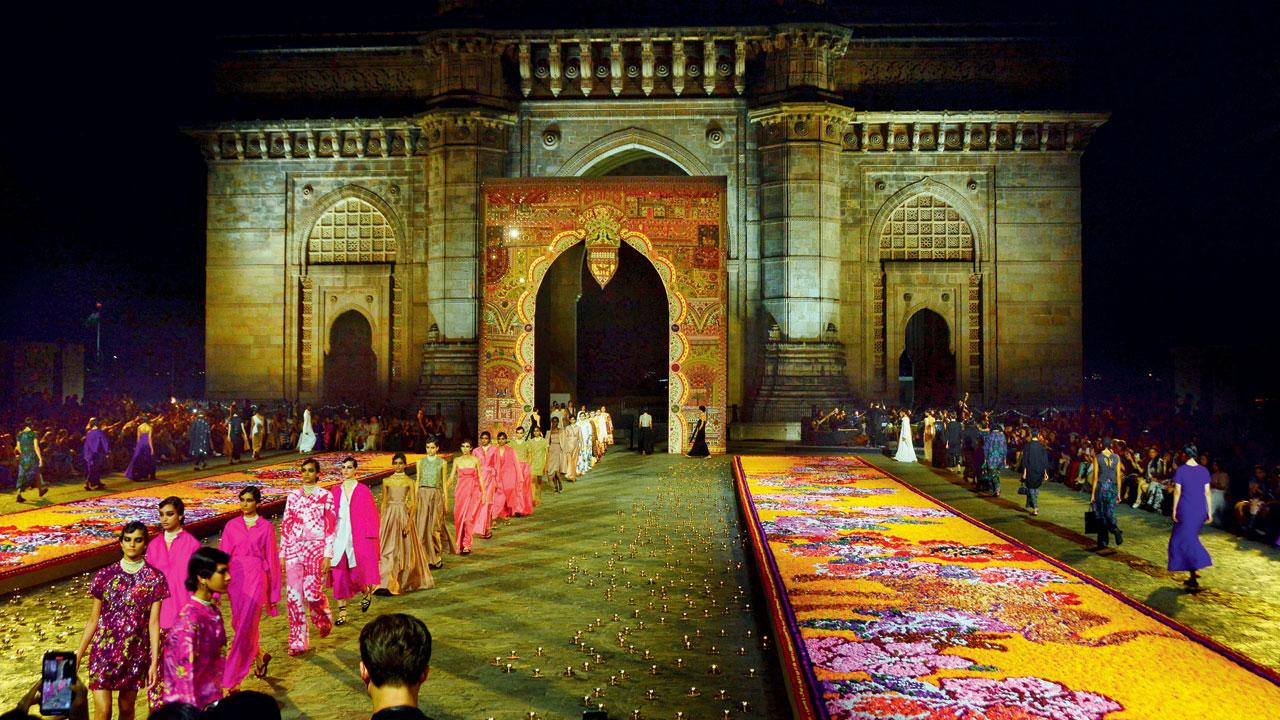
[734,456,1280,720]
[0,452,410,585]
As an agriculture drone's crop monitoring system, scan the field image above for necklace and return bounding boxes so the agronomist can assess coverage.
[120,557,145,574]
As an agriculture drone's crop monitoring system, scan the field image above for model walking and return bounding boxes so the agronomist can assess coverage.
[219,486,280,689]
[83,418,110,491]
[378,453,434,594]
[280,457,334,655]
[1169,446,1213,589]
[413,440,454,568]
[451,440,486,554]
[160,547,230,709]
[893,411,916,463]
[471,433,498,537]
[124,417,157,481]
[14,418,44,502]
[76,521,167,720]
[545,418,565,493]
[144,496,200,709]
[227,404,247,465]
[1090,439,1124,550]
[328,456,380,625]
[297,405,316,453]
[188,411,212,471]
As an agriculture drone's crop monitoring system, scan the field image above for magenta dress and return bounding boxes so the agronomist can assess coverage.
[453,466,482,553]
[87,562,169,690]
[219,516,281,688]
[124,428,157,480]
[472,446,497,536]
[1168,464,1214,572]
[146,530,201,630]
[161,598,227,709]
[492,445,519,519]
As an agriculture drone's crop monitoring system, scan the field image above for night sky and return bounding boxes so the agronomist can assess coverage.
[2,4,1277,401]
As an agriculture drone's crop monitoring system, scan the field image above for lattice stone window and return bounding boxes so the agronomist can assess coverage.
[308,198,397,264]
[879,194,974,261]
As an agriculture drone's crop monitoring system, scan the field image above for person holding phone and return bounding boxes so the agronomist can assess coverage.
[75,521,168,720]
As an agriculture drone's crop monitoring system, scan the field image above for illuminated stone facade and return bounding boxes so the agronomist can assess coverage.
[194,17,1105,421]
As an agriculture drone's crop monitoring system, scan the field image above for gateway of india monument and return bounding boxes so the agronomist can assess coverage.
[194,1,1105,452]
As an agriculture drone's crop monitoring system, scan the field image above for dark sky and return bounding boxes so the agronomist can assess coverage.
[2,4,1278,399]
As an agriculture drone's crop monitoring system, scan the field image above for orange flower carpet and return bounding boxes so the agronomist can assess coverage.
[0,452,413,587]
[734,456,1280,720]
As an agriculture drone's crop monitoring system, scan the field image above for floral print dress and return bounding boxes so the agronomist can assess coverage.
[87,561,169,690]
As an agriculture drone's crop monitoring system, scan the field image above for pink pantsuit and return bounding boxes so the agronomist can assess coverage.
[328,481,381,599]
[160,598,226,710]
[280,487,335,654]
[472,445,498,536]
[219,516,281,688]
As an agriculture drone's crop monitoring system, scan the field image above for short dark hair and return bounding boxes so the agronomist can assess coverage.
[147,703,202,720]
[158,496,185,521]
[119,521,149,543]
[201,690,281,720]
[392,452,408,464]
[342,455,358,468]
[239,485,262,502]
[497,431,508,439]
[480,431,491,439]
[300,457,321,472]
[698,405,707,412]
[184,547,231,592]
[360,613,432,688]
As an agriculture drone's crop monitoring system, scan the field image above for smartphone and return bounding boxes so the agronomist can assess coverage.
[40,651,76,717]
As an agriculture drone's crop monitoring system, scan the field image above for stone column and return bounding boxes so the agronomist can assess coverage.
[418,108,513,428]
[748,102,854,419]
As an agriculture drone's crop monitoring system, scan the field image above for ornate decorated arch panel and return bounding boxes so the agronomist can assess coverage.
[479,177,728,453]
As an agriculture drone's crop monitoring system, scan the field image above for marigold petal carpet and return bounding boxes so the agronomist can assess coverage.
[735,455,1280,720]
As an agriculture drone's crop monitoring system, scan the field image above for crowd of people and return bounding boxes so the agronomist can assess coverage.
[814,395,1279,590]
[0,392,625,719]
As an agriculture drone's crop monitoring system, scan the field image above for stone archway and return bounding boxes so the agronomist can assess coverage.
[479,177,728,453]
[325,309,377,403]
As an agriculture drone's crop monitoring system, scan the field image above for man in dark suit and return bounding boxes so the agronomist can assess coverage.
[1020,428,1051,516]
[945,412,963,471]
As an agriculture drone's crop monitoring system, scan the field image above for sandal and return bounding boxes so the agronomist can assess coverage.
[253,653,272,679]
[335,608,348,626]
[360,593,372,612]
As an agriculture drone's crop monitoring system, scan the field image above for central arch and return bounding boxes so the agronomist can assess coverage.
[479,177,728,453]
[325,310,376,403]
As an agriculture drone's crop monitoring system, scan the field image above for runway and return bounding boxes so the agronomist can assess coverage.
[735,455,1280,720]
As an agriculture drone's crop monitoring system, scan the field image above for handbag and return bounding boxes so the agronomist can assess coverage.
[1084,508,1101,534]
[1017,484,1028,496]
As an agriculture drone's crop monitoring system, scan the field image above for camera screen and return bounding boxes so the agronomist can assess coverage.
[41,652,75,715]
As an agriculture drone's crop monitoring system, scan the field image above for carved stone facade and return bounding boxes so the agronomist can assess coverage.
[196,18,1103,415]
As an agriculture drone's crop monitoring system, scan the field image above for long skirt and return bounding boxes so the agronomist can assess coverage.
[414,487,455,565]
[514,462,534,516]
[378,499,433,594]
[453,478,483,552]
[223,574,271,688]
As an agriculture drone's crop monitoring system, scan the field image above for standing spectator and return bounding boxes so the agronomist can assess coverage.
[1019,428,1050,516]
[358,613,435,720]
[1209,460,1231,526]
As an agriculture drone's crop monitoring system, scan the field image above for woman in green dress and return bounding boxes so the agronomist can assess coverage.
[15,417,45,502]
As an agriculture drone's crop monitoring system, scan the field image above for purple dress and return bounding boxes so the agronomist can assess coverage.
[1168,464,1213,572]
[124,428,156,480]
[87,562,169,690]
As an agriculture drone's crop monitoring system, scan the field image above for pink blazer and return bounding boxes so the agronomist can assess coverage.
[330,482,381,586]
